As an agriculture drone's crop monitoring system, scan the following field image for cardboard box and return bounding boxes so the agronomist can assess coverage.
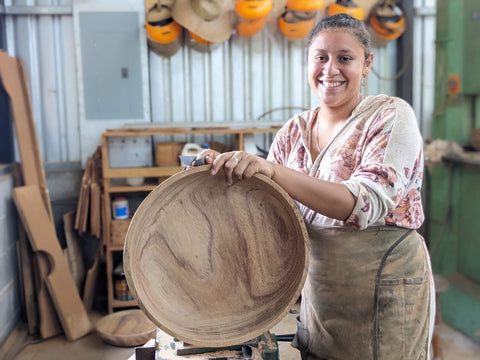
[155,142,185,166]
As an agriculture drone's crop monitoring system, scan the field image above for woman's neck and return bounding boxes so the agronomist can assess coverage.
[319,93,363,124]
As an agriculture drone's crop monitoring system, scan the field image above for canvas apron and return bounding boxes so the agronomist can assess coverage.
[291,106,433,359]
[292,226,432,360]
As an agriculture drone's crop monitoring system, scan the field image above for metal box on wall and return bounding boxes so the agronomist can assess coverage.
[462,1,480,94]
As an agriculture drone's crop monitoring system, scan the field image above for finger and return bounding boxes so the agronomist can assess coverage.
[223,154,242,185]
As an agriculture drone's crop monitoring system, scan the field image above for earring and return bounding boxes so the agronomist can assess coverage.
[361,74,367,87]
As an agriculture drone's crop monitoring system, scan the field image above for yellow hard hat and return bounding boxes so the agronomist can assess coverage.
[235,0,273,19]
[145,18,182,44]
[369,0,406,41]
[236,16,268,37]
[327,0,364,20]
[278,10,316,40]
[286,0,324,12]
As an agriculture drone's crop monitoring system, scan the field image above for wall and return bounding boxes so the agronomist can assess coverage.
[0,168,21,345]
[1,0,437,164]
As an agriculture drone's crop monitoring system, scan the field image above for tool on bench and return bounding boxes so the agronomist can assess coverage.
[179,155,208,169]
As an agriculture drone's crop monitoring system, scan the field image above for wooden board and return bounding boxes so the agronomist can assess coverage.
[12,185,92,341]
[124,166,309,347]
[1,52,61,338]
[82,247,100,311]
[95,309,156,347]
[12,162,39,336]
[63,211,85,293]
[0,51,52,217]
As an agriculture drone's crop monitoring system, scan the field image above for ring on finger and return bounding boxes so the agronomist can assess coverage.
[233,155,240,164]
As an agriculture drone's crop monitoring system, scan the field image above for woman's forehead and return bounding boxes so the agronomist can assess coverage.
[309,29,363,51]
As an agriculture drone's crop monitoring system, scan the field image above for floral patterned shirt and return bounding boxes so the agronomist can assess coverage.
[267,95,424,229]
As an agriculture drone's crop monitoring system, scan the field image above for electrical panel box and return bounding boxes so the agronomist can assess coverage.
[79,12,143,119]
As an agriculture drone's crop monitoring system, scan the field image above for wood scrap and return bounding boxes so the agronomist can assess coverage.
[83,246,101,311]
[0,50,52,218]
[32,253,63,338]
[12,162,39,336]
[1,52,63,339]
[63,211,85,293]
[75,147,102,238]
[12,185,92,341]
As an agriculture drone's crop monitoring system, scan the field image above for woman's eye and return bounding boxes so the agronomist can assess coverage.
[339,56,352,63]
[314,55,326,62]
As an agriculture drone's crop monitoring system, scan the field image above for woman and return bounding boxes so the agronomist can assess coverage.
[197,13,434,360]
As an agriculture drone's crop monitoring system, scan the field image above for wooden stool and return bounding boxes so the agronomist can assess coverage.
[432,274,449,360]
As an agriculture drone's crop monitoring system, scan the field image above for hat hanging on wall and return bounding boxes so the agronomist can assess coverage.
[369,0,405,41]
[145,0,183,57]
[236,16,269,37]
[185,29,223,53]
[286,0,324,12]
[172,0,235,43]
[327,0,364,20]
[235,0,273,37]
[278,0,324,40]
[278,10,316,40]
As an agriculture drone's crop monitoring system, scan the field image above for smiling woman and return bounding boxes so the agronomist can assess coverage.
[194,13,434,360]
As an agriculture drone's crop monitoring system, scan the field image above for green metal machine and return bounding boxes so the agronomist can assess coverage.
[429,0,480,344]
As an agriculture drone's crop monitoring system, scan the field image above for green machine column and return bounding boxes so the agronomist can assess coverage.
[430,0,480,343]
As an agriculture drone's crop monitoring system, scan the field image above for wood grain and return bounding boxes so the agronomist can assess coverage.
[12,185,92,341]
[124,166,309,347]
[95,309,156,347]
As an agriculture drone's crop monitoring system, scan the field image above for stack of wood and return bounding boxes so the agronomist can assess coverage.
[0,50,92,341]
[75,147,102,239]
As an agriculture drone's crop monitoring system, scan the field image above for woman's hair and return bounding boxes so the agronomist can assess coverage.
[308,13,371,60]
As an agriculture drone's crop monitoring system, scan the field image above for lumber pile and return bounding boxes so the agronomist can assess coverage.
[0,50,92,341]
[75,147,102,239]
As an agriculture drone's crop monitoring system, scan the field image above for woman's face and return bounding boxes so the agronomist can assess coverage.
[307,29,373,112]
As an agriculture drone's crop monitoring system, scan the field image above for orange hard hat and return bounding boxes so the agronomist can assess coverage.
[286,0,325,12]
[278,10,316,40]
[145,18,182,44]
[327,0,364,20]
[369,0,406,41]
[235,0,273,19]
[236,16,268,37]
[189,30,214,45]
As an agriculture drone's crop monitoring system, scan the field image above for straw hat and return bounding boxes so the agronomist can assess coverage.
[172,0,235,43]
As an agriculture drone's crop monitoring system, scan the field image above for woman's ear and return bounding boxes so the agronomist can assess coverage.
[364,53,374,72]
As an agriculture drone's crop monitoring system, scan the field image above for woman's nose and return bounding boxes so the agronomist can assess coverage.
[322,60,338,76]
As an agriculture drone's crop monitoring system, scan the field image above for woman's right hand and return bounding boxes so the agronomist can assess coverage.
[210,151,275,186]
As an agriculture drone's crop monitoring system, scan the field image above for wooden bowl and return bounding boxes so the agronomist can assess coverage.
[124,166,309,347]
[95,309,156,347]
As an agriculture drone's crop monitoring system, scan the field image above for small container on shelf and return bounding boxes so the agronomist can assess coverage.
[112,197,129,219]
[113,262,134,301]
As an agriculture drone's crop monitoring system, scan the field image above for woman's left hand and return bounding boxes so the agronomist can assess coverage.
[210,151,275,185]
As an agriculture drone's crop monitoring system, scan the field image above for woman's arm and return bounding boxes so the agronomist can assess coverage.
[210,151,355,221]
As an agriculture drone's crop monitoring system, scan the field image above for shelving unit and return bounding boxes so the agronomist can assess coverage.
[100,124,282,313]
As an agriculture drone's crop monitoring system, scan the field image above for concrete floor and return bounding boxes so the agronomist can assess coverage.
[2,303,480,360]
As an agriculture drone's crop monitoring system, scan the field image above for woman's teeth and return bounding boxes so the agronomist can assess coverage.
[322,81,343,88]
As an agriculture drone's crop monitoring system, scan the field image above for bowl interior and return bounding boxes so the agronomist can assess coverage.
[124,166,309,347]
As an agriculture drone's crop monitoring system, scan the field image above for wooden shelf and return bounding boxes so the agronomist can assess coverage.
[100,125,280,313]
[103,166,182,180]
